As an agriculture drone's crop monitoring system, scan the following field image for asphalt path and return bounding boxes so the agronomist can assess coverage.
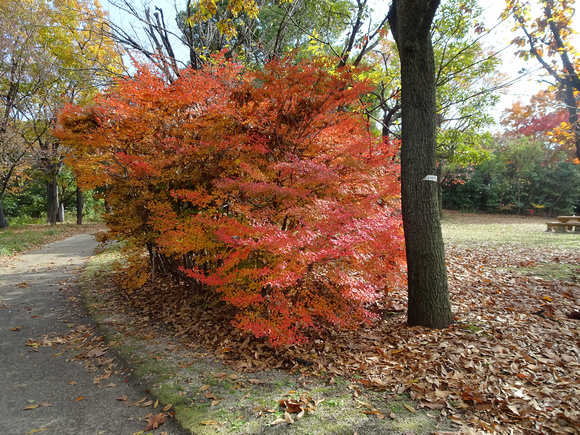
[0,233,188,435]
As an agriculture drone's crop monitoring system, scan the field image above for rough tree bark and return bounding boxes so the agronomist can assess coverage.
[388,0,453,328]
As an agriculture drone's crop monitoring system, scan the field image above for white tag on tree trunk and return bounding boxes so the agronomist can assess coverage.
[423,175,438,182]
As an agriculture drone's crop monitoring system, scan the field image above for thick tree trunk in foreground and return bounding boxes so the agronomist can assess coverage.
[388,0,453,328]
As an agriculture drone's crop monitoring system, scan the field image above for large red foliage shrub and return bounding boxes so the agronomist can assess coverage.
[56,55,406,345]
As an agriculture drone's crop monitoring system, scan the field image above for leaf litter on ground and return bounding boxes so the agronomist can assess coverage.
[81,213,579,434]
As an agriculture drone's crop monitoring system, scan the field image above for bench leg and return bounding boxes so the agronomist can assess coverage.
[554,225,568,233]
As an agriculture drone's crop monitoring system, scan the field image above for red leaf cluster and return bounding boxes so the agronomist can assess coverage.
[500,91,575,159]
[56,55,405,345]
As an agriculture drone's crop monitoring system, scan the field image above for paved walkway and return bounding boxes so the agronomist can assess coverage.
[0,234,188,435]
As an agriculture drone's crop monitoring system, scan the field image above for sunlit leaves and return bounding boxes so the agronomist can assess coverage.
[504,0,580,159]
[0,0,122,226]
[501,90,576,159]
[186,0,261,39]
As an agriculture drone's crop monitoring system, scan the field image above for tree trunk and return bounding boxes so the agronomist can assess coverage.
[388,0,453,329]
[57,202,64,222]
[47,182,53,223]
[76,187,83,225]
[47,175,59,225]
[0,200,9,228]
[437,161,443,216]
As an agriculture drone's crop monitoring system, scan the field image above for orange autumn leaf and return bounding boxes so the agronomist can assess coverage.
[55,54,404,347]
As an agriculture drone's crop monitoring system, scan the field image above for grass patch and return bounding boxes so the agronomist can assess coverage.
[154,384,191,407]
[441,211,579,249]
[517,262,580,283]
[132,357,170,379]
[0,222,104,256]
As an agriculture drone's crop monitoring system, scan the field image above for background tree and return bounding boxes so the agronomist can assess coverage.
[442,93,580,216]
[432,0,504,211]
[363,0,506,216]
[367,0,504,138]
[442,138,580,216]
[39,0,123,225]
[180,0,353,63]
[0,0,122,227]
[388,0,453,329]
[0,0,53,228]
[501,89,572,159]
[505,0,580,160]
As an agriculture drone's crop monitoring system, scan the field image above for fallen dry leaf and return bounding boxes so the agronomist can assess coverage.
[204,391,218,400]
[279,399,303,414]
[284,411,294,424]
[270,417,286,426]
[200,420,219,425]
[144,413,166,430]
[362,410,385,419]
[73,396,85,402]
[420,400,445,410]
[355,399,373,410]
[86,348,106,358]
[132,397,147,406]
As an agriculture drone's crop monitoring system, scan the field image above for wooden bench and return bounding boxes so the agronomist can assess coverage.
[557,215,580,223]
[546,216,580,232]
